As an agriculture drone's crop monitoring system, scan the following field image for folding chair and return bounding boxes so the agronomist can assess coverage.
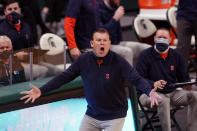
[133,16,157,45]
[138,95,183,131]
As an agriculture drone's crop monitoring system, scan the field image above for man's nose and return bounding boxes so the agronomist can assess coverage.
[3,48,8,51]
[100,40,106,45]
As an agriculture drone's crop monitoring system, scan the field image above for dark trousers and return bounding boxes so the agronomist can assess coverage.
[176,19,197,62]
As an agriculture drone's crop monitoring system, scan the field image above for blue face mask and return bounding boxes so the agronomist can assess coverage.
[6,11,22,25]
[154,38,170,54]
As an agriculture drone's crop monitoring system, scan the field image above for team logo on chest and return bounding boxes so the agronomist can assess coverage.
[25,34,29,40]
[170,65,174,71]
[106,74,110,79]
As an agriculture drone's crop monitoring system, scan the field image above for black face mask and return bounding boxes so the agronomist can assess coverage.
[155,43,169,52]
[0,50,11,59]
[6,11,22,25]
[154,38,170,54]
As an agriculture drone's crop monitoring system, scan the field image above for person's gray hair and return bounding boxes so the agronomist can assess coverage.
[0,35,12,44]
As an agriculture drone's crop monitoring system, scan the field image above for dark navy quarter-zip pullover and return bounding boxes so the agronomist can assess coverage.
[40,51,152,120]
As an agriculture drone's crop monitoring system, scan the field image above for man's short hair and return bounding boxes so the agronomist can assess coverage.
[0,35,12,44]
[92,28,111,40]
[2,0,20,10]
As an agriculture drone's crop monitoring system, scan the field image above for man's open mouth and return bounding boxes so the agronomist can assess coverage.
[100,47,104,51]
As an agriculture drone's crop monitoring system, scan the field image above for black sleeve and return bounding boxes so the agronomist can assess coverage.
[120,56,152,96]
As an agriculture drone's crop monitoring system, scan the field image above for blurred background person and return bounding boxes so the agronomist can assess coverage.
[64,0,100,60]
[42,0,67,36]
[176,0,197,63]
[0,0,35,51]
[19,0,51,44]
[0,35,26,86]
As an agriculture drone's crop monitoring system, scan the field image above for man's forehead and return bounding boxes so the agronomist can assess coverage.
[93,33,109,38]
[6,2,20,8]
[0,42,10,46]
[157,29,169,35]
[156,31,170,37]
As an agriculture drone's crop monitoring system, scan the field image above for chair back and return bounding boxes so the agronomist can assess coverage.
[166,6,178,40]
[134,17,157,38]
[39,33,67,56]
[167,6,177,28]
[133,17,157,45]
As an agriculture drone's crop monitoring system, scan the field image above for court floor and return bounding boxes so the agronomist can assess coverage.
[0,98,136,131]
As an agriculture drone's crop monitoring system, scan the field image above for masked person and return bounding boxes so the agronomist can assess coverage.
[20,28,161,131]
[136,28,197,131]
[0,0,35,51]
[0,35,26,86]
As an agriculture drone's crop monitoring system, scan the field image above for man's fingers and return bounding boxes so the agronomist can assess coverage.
[24,97,32,104]
[154,99,158,105]
[153,86,157,92]
[158,86,164,89]
[31,98,36,103]
[150,92,162,108]
[155,93,162,100]
[20,95,29,100]
[151,102,153,108]
[29,83,36,89]
[20,91,30,94]
[151,99,158,108]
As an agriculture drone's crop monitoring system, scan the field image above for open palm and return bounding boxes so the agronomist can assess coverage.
[20,83,41,104]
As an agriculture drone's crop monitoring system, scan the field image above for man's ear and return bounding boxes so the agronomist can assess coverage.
[90,40,94,47]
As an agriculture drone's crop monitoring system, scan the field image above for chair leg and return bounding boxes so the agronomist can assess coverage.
[171,110,182,131]
[141,110,156,131]
[142,118,156,131]
[138,99,157,131]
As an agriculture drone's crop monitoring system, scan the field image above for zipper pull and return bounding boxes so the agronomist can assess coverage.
[97,60,103,68]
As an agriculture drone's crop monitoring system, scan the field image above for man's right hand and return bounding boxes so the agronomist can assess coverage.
[70,48,81,60]
[20,83,41,104]
[113,6,125,21]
